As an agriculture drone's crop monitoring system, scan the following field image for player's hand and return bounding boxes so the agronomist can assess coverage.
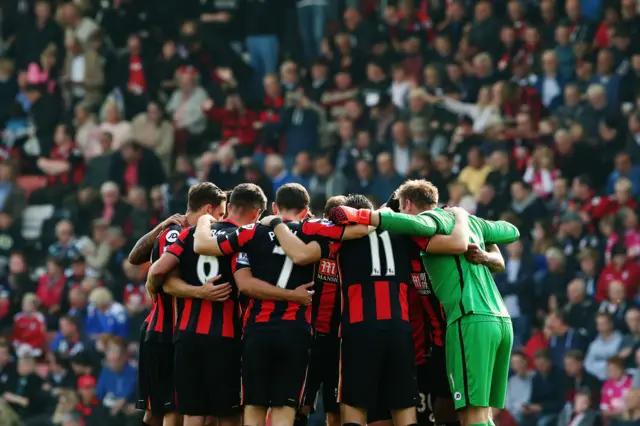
[260,215,279,227]
[328,206,371,226]
[161,213,188,229]
[145,279,158,299]
[199,275,233,301]
[443,206,469,218]
[289,282,314,306]
[464,243,489,265]
[197,214,216,228]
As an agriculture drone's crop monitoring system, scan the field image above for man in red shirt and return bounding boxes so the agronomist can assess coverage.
[596,242,640,301]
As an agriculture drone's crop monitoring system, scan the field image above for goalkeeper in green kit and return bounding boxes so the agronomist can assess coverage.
[329,180,520,426]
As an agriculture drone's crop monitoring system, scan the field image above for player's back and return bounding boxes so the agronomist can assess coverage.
[312,242,342,336]
[416,208,518,324]
[338,229,412,329]
[168,222,240,340]
[144,224,183,342]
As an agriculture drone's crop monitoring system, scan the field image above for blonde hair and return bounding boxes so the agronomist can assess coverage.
[615,177,632,193]
[89,287,113,307]
[545,247,566,265]
[22,293,39,307]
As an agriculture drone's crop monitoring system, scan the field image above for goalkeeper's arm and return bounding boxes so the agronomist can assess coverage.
[371,210,438,237]
[477,218,520,244]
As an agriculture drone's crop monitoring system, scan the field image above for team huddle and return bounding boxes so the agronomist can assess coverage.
[129,179,520,426]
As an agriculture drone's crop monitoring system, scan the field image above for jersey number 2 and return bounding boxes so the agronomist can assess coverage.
[273,246,294,288]
[369,231,395,276]
[197,255,219,284]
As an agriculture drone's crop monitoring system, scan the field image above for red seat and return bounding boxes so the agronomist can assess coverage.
[16,175,47,199]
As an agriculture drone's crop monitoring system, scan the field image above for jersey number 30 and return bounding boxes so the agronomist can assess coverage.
[369,231,395,276]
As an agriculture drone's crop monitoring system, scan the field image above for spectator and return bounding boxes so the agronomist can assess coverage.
[543,248,574,310]
[85,287,128,340]
[82,132,115,190]
[556,389,601,426]
[73,102,102,160]
[599,281,632,332]
[45,352,76,391]
[510,180,548,235]
[167,66,209,153]
[62,35,104,109]
[36,256,66,326]
[372,152,404,203]
[618,307,640,368]
[600,356,632,418]
[99,101,133,151]
[108,141,166,194]
[59,3,99,49]
[206,145,244,191]
[585,313,624,381]
[576,249,602,298]
[265,154,298,196]
[76,374,110,426]
[563,350,602,407]
[115,34,154,120]
[0,340,16,394]
[10,293,46,357]
[458,147,492,197]
[523,349,565,426]
[95,339,137,421]
[609,388,640,425]
[607,152,640,196]
[50,315,91,358]
[596,242,640,301]
[2,356,43,420]
[506,351,534,423]
[309,153,348,203]
[547,313,590,367]
[563,279,599,337]
[131,101,175,176]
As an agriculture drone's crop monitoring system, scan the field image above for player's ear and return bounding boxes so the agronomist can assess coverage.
[272,202,279,215]
[300,207,309,220]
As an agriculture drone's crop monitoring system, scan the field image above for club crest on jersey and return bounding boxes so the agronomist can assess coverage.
[318,259,339,283]
[166,230,179,243]
[411,272,430,295]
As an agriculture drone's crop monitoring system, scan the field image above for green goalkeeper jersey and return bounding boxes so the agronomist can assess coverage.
[378,208,520,325]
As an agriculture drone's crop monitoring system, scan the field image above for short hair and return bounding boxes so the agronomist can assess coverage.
[324,196,347,218]
[597,311,613,323]
[187,182,227,212]
[564,349,585,362]
[345,194,374,210]
[229,183,267,212]
[275,183,310,212]
[395,180,439,209]
[60,315,80,329]
[89,287,113,307]
[534,349,551,361]
[607,355,624,369]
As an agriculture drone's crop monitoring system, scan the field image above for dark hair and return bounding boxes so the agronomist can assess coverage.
[53,352,71,369]
[395,179,439,209]
[607,355,624,369]
[275,183,310,212]
[345,193,374,210]
[564,349,585,362]
[187,182,227,212]
[60,315,80,329]
[534,349,551,361]
[596,311,614,323]
[229,183,267,212]
[324,196,347,218]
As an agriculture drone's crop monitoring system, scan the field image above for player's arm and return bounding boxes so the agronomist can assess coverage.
[341,225,373,240]
[269,218,322,265]
[421,207,470,254]
[330,207,439,237]
[164,272,232,301]
[147,227,190,295]
[464,243,505,273]
[193,214,225,256]
[233,255,313,305]
[477,218,520,244]
[128,214,187,264]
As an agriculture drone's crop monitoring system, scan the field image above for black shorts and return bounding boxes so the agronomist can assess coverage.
[303,333,340,413]
[339,327,418,410]
[416,363,434,426]
[136,340,175,414]
[242,327,310,408]
[426,346,451,399]
[174,338,241,417]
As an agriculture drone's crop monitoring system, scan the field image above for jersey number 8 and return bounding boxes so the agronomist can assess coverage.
[196,255,219,284]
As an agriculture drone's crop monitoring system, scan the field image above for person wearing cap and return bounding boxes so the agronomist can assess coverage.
[596,241,640,301]
[77,374,109,426]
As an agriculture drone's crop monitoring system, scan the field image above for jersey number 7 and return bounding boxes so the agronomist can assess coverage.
[273,245,294,288]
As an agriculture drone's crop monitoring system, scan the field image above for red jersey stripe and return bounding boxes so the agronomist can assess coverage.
[348,284,363,323]
[222,300,235,338]
[399,283,409,321]
[179,299,192,330]
[255,301,275,323]
[154,293,165,332]
[374,281,392,320]
[196,301,213,334]
[316,283,338,333]
[283,303,300,321]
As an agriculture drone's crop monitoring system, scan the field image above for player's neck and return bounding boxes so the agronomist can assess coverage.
[185,211,199,226]
[277,210,301,221]
[227,213,252,227]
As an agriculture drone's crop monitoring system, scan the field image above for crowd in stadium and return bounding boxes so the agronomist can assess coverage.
[1,0,640,424]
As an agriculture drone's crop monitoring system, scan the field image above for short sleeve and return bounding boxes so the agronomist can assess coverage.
[219,224,259,255]
[302,219,346,241]
[232,252,251,274]
[167,228,191,258]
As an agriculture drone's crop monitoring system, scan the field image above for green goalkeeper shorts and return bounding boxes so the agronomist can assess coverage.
[445,314,513,410]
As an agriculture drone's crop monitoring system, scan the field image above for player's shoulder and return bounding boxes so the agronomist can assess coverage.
[212,220,240,234]
[160,224,185,244]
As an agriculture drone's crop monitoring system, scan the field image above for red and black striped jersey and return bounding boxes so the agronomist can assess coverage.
[410,239,446,348]
[408,284,428,365]
[144,224,183,343]
[167,221,241,341]
[337,230,412,330]
[218,218,344,331]
[311,243,342,336]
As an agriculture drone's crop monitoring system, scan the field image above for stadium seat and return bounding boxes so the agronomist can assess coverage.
[15,175,47,199]
[21,205,55,240]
